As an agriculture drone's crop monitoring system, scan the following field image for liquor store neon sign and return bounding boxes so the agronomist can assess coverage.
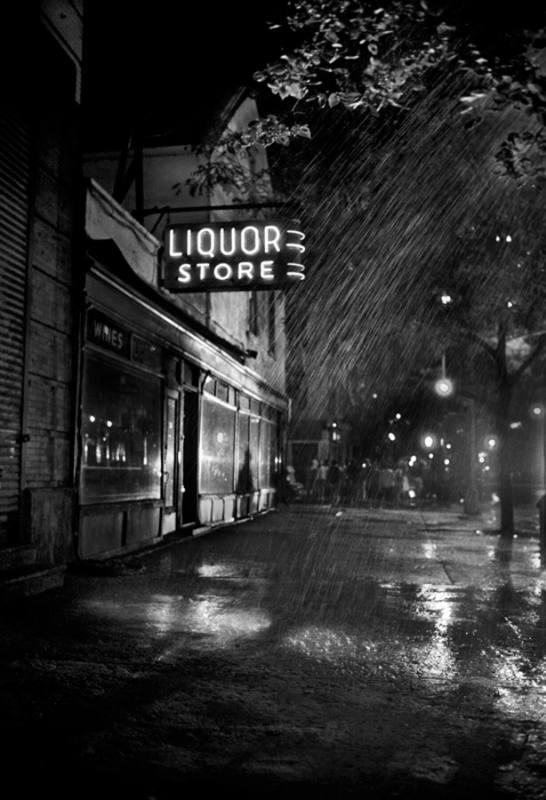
[163,220,305,291]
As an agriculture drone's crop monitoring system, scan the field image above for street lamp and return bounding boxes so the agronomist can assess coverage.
[421,433,438,451]
[433,354,454,398]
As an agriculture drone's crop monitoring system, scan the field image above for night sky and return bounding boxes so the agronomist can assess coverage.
[82,1,285,148]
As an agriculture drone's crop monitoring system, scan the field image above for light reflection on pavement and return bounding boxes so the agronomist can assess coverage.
[4,505,546,797]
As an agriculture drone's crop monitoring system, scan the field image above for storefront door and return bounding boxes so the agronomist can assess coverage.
[181,389,198,525]
[164,390,180,520]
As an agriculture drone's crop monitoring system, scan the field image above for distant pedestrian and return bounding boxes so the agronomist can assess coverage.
[344,458,361,505]
[327,460,342,505]
[366,462,381,507]
[305,456,320,500]
[378,463,395,506]
[315,459,329,502]
[394,461,410,506]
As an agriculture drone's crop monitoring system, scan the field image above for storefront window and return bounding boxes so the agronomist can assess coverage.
[165,396,177,508]
[200,396,235,494]
[81,356,162,503]
[249,415,260,487]
[259,419,275,488]
[236,412,254,492]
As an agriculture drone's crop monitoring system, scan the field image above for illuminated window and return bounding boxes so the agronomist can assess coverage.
[80,356,161,503]
[200,396,236,494]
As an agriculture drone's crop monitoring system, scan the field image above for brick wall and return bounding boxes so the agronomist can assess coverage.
[25,121,77,491]
[21,26,81,563]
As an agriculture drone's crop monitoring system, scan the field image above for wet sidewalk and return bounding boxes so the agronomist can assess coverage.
[2,504,546,798]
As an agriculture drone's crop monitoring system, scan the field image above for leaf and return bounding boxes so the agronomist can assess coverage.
[294,124,312,138]
[328,92,341,107]
[459,93,487,104]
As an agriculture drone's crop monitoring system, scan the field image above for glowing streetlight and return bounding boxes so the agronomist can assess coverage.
[433,352,454,397]
[422,433,438,450]
[434,376,454,397]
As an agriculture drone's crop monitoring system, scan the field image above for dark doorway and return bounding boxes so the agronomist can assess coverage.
[182,389,199,525]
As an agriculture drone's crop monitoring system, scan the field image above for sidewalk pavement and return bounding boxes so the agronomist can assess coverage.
[2,500,546,799]
[79,499,544,592]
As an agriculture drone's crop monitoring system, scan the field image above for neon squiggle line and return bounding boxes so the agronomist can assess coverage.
[287,242,306,252]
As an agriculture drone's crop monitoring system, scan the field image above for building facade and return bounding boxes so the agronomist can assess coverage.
[0,1,83,591]
[78,179,288,559]
[0,1,290,590]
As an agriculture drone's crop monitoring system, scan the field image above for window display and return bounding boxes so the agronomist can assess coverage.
[259,418,275,488]
[236,412,253,492]
[200,396,235,494]
[81,356,162,502]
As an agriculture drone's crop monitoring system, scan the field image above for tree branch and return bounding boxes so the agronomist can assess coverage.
[509,334,546,385]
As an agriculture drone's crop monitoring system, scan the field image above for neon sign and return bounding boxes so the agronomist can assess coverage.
[163,220,306,292]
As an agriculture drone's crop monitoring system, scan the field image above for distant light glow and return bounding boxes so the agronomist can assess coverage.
[428,453,434,459]
[440,293,452,305]
[89,415,96,423]
[531,405,544,418]
[106,420,113,428]
[445,443,452,450]
[395,412,402,420]
[486,436,498,449]
[423,434,436,449]
[443,458,450,466]
[434,377,454,397]
[408,489,416,499]
[505,234,512,242]
[387,432,396,442]
[510,421,522,429]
